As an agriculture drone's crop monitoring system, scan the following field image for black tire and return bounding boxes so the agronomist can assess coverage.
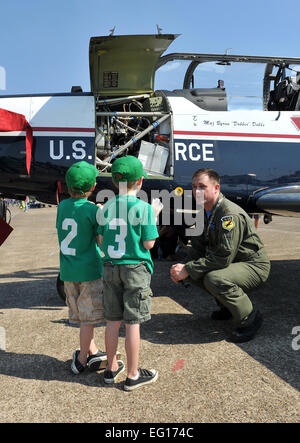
[263,214,272,224]
[56,273,66,303]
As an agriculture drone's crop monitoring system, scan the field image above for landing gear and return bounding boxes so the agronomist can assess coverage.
[263,214,273,224]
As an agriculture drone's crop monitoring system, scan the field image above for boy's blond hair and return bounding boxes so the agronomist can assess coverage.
[68,189,93,199]
[112,179,140,191]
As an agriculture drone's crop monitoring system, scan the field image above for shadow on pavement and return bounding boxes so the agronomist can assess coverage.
[0,350,126,389]
[0,260,299,392]
[149,258,300,392]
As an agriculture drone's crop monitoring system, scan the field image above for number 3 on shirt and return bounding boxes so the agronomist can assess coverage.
[60,218,77,256]
[107,218,127,259]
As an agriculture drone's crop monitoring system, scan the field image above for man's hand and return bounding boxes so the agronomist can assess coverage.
[170,263,189,283]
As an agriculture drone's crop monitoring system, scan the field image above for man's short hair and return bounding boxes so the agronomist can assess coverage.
[192,168,220,184]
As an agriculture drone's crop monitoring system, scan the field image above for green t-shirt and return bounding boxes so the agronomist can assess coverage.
[97,195,158,274]
[56,198,103,282]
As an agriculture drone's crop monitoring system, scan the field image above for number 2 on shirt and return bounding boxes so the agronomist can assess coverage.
[107,218,127,259]
[60,218,77,256]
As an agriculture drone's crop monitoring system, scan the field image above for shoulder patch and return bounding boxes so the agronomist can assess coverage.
[221,215,235,231]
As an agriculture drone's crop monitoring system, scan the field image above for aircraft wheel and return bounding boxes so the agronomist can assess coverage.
[263,214,272,224]
[56,273,66,303]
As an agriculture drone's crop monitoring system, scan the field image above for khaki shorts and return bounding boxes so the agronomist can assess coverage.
[64,278,104,325]
[103,262,152,324]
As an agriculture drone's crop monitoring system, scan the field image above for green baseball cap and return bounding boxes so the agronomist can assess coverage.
[66,161,98,193]
[111,155,148,182]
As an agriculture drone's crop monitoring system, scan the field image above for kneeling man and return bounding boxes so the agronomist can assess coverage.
[171,168,270,343]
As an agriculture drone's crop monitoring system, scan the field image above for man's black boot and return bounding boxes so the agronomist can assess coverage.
[230,309,263,343]
[211,306,232,320]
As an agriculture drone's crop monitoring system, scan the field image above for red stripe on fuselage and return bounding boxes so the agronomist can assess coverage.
[32,127,95,132]
[173,130,300,139]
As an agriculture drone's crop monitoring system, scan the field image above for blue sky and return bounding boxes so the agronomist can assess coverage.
[1,0,300,109]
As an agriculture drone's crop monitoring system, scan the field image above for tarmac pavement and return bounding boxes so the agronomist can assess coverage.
[0,205,299,423]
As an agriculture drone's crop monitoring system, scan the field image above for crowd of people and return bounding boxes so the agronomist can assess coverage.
[56,159,270,391]
[5,197,47,212]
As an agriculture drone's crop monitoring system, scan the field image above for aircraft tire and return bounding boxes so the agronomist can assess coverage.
[263,214,272,224]
[56,273,66,304]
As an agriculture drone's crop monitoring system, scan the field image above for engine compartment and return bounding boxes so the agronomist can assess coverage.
[94,91,174,178]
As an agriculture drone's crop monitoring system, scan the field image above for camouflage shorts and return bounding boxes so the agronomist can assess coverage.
[64,278,104,325]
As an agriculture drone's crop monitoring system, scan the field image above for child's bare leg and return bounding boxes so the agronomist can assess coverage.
[79,324,96,365]
[105,320,121,371]
[125,323,140,379]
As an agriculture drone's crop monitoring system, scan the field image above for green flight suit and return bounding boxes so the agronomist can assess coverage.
[185,193,270,324]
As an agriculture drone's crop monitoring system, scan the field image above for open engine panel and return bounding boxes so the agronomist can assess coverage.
[94,91,174,178]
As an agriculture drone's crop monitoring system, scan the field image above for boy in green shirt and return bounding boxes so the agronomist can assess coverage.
[98,156,161,391]
[56,161,107,374]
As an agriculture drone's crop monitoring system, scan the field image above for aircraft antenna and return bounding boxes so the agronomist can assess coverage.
[156,24,163,34]
[109,26,116,36]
